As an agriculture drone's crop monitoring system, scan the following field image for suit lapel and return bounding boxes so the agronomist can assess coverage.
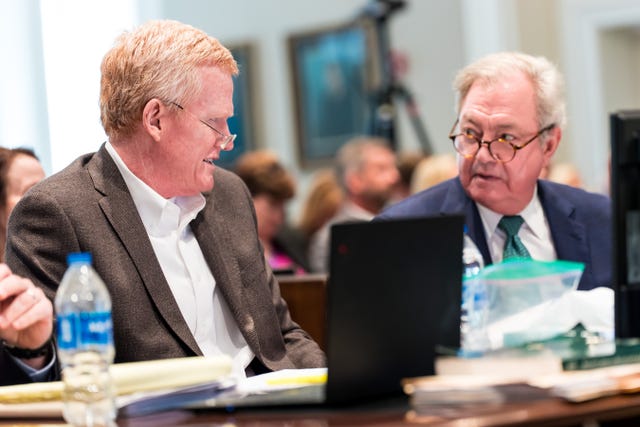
[191,187,260,353]
[440,179,492,266]
[87,146,202,355]
[434,179,587,269]
[538,181,589,265]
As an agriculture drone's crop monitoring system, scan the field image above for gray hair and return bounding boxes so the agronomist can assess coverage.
[453,51,566,130]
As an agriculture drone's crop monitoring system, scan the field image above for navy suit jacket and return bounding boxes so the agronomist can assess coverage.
[377,178,612,291]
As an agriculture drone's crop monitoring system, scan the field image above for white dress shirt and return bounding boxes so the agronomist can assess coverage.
[105,142,253,378]
[476,186,557,264]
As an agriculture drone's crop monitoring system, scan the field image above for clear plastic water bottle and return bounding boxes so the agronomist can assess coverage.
[461,229,487,354]
[54,252,116,427]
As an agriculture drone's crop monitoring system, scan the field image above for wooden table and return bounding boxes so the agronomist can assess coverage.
[4,393,640,426]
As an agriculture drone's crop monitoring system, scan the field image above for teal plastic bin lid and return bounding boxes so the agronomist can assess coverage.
[478,259,584,281]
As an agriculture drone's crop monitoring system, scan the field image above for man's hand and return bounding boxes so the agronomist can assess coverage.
[0,264,53,368]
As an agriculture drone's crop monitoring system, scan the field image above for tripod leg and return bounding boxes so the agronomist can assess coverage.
[395,84,433,155]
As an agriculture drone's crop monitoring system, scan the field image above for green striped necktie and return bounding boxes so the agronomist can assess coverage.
[498,215,531,260]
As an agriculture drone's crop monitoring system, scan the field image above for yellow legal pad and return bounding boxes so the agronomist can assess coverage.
[0,356,232,404]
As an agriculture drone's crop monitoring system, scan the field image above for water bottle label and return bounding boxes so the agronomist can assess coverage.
[57,311,113,350]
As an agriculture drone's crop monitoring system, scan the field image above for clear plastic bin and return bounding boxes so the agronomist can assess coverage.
[465,260,584,350]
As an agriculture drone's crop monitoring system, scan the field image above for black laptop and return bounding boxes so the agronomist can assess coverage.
[198,215,464,408]
[324,215,464,404]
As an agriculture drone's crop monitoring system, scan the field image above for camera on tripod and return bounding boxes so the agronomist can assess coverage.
[358,0,432,155]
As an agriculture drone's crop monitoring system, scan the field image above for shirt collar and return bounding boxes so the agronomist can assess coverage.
[342,200,376,221]
[104,141,205,237]
[476,184,545,239]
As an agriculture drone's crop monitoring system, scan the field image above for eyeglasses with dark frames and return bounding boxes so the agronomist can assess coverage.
[171,102,236,150]
[448,119,555,163]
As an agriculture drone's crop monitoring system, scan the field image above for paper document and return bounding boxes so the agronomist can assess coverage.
[117,379,234,417]
[487,287,614,349]
[404,362,640,407]
[0,355,233,418]
[193,368,327,408]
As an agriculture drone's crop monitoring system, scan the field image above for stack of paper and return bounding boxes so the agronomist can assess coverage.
[402,374,551,419]
[193,368,327,408]
[0,356,233,418]
[403,362,640,409]
[436,348,563,380]
[534,362,640,402]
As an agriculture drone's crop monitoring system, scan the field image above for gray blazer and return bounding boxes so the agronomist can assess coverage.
[2,145,325,384]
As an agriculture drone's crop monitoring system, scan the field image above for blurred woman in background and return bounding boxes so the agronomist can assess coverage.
[0,147,46,260]
[297,168,344,244]
[410,153,458,194]
[235,150,309,274]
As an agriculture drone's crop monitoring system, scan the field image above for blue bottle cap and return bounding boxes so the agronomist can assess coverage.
[66,252,92,265]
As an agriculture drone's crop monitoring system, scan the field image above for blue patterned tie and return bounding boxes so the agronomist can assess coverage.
[498,215,531,260]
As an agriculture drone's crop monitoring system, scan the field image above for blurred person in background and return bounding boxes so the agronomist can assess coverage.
[391,151,426,202]
[0,147,48,385]
[546,161,584,189]
[297,168,344,249]
[308,136,399,273]
[235,150,309,274]
[410,153,458,194]
[0,147,46,261]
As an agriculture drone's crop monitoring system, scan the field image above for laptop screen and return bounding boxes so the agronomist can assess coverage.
[325,215,464,404]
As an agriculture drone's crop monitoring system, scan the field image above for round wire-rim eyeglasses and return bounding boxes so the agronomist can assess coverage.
[171,102,236,150]
[448,119,555,163]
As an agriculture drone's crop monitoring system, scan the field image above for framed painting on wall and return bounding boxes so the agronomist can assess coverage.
[288,20,380,168]
[218,43,258,169]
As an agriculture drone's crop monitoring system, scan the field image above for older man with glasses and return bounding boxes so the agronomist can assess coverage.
[2,20,325,385]
[378,51,611,291]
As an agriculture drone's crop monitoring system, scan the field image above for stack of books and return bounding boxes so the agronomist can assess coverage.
[437,324,640,376]
[404,325,640,408]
